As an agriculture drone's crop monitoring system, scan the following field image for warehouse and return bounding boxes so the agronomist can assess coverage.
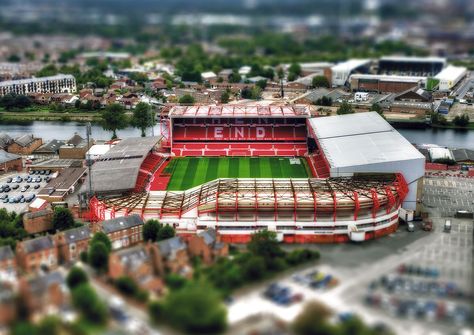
[434,65,467,91]
[349,74,426,93]
[308,112,425,212]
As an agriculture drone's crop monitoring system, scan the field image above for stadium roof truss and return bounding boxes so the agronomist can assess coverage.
[91,174,408,223]
[168,105,311,118]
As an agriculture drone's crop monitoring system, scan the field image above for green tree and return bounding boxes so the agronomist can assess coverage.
[101,103,128,139]
[157,225,175,241]
[179,94,195,105]
[36,316,61,335]
[371,103,383,115]
[115,276,140,297]
[36,64,58,77]
[256,79,267,90]
[90,232,112,252]
[66,267,88,290]
[131,102,154,137]
[337,101,354,115]
[143,219,161,242]
[430,112,449,126]
[248,230,284,260]
[228,70,241,83]
[88,241,110,274]
[292,301,335,335]
[288,63,302,78]
[156,281,227,334]
[312,75,330,88]
[129,72,149,86]
[220,91,230,103]
[453,113,470,127]
[241,256,266,281]
[72,284,108,325]
[52,207,75,231]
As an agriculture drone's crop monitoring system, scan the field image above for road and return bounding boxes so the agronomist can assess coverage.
[453,71,473,99]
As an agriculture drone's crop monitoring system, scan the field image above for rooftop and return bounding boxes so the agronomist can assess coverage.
[0,150,20,164]
[380,56,446,63]
[101,214,144,234]
[434,65,467,81]
[331,59,371,72]
[63,226,91,244]
[169,105,311,118]
[350,74,426,82]
[21,235,55,254]
[0,245,14,262]
[156,236,187,258]
[309,112,425,169]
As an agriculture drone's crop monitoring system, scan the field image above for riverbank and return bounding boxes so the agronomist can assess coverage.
[0,106,101,122]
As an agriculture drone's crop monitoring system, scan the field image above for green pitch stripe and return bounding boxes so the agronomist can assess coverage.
[205,157,219,181]
[250,158,260,178]
[193,157,209,187]
[181,157,199,189]
[239,157,251,178]
[166,158,188,190]
[270,158,283,177]
[229,157,240,178]
[259,157,271,177]
[217,157,229,179]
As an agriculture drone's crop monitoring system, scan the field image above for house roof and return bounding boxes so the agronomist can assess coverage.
[0,134,12,148]
[14,134,36,147]
[23,209,53,220]
[156,236,186,258]
[115,245,150,271]
[198,228,217,246]
[66,133,85,147]
[21,235,54,254]
[101,214,144,234]
[63,226,91,244]
[0,150,20,164]
[0,245,14,262]
[34,139,65,154]
[27,271,64,294]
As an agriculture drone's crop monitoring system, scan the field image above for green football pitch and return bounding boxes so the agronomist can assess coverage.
[164,157,312,190]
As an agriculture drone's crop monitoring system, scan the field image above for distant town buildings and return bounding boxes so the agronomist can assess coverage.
[0,74,76,96]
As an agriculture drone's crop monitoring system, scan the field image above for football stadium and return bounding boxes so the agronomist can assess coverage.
[87,106,425,243]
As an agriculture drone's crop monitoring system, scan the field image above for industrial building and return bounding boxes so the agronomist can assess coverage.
[0,74,76,96]
[331,59,371,87]
[434,65,468,91]
[349,74,426,93]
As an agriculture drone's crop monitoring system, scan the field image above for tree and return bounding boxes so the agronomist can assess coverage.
[72,284,108,325]
[220,91,230,103]
[371,103,383,115]
[66,267,88,290]
[90,232,112,252]
[228,70,241,83]
[88,242,109,273]
[288,63,302,78]
[131,102,154,137]
[256,79,267,90]
[157,225,175,241]
[100,103,128,139]
[241,256,266,281]
[115,276,140,297]
[337,101,354,115]
[179,94,195,105]
[247,230,286,271]
[312,75,330,88]
[431,112,449,126]
[315,96,332,106]
[52,207,75,231]
[129,72,149,86]
[156,281,227,334]
[143,219,161,242]
[453,113,470,127]
[292,301,335,335]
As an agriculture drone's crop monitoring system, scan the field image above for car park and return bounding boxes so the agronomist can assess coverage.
[25,194,35,202]
[33,184,40,189]
[0,194,7,200]
[11,184,19,190]
[6,177,12,183]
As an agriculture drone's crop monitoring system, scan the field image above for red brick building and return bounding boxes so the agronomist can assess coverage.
[187,229,229,265]
[7,134,42,155]
[152,236,191,277]
[16,235,58,273]
[56,226,91,264]
[0,246,16,282]
[22,209,54,235]
[0,149,22,173]
[109,244,163,293]
[99,215,144,250]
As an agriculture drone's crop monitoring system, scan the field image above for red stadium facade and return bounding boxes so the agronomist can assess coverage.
[168,105,310,157]
[88,106,413,244]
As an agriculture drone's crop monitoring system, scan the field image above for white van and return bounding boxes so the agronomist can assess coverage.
[444,220,451,233]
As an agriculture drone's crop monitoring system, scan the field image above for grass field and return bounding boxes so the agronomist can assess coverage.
[164,157,311,190]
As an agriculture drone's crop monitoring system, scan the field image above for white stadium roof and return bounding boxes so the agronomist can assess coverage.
[434,65,467,81]
[331,59,371,72]
[380,56,446,64]
[309,112,425,169]
[309,112,425,210]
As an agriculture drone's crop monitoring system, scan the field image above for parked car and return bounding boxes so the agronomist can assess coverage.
[34,184,40,189]
[11,184,19,190]
[6,177,12,183]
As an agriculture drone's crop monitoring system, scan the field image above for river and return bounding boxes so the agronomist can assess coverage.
[0,120,473,149]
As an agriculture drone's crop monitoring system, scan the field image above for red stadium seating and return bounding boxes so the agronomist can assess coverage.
[134,153,168,192]
[306,152,330,178]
